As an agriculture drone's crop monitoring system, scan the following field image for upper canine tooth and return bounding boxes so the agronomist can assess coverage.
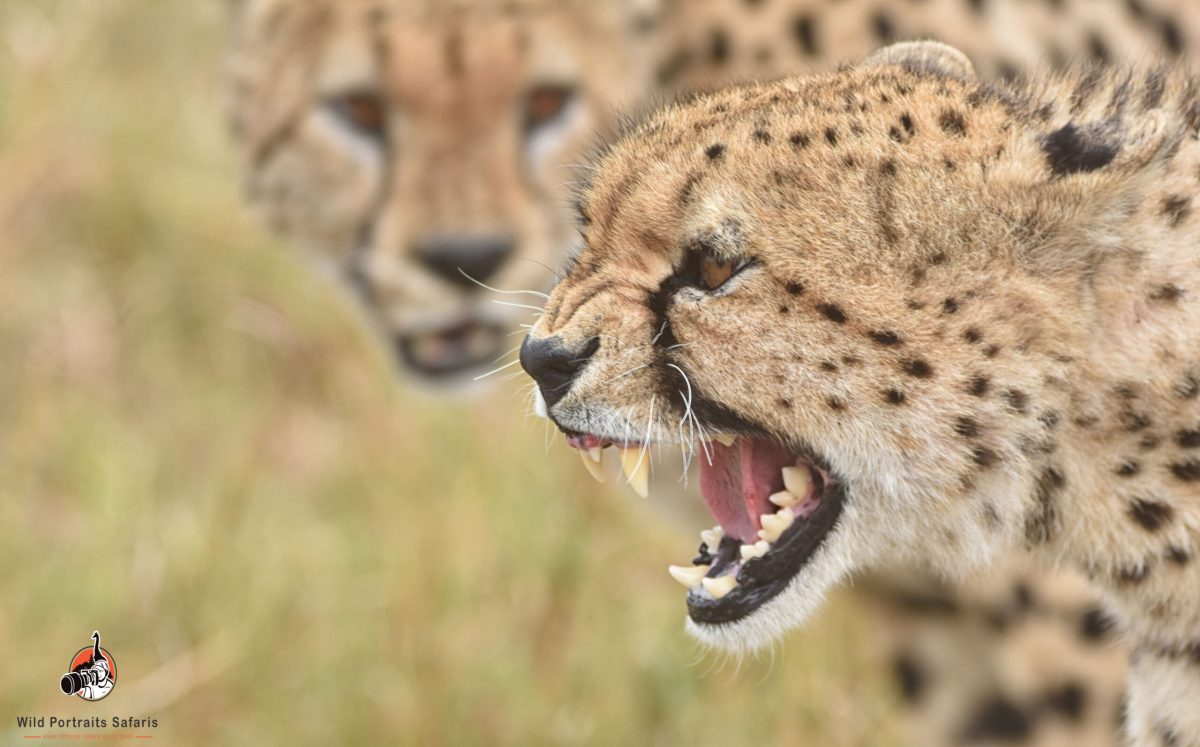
[759,507,796,543]
[702,574,738,599]
[768,490,799,508]
[620,447,650,498]
[713,434,737,447]
[579,450,605,482]
[668,564,710,589]
[782,466,811,498]
[586,446,603,463]
[700,526,724,548]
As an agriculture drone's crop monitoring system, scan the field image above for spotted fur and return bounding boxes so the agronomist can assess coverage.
[528,43,1200,746]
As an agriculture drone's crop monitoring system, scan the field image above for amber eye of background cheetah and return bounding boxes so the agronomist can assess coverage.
[327,89,387,142]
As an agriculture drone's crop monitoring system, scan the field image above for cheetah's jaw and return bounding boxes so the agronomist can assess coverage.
[565,432,846,626]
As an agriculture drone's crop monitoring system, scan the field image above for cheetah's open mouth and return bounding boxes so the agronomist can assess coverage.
[395,319,507,379]
[565,434,846,625]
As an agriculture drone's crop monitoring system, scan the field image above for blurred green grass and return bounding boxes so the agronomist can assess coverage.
[0,1,901,744]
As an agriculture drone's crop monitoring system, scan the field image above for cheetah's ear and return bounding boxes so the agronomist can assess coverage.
[863,41,976,82]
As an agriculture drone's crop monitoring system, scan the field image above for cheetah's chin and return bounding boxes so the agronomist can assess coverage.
[565,434,847,635]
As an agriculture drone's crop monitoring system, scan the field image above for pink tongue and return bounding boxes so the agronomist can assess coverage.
[698,438,795,544]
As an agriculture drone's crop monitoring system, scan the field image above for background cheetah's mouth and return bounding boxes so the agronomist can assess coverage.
[565,433,845,625]
[395,319,507,378]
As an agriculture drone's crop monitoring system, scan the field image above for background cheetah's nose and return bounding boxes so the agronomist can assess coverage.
[415,234,514,288]
[520,335,600,409]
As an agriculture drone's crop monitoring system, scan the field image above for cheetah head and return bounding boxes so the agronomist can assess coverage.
[520,42,1187,651]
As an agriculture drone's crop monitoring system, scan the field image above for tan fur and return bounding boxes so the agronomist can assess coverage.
[530,45,1200,745]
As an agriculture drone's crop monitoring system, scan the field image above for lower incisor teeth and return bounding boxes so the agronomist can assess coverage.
[668,564,710,589]
[579,450,605,482]
[702,574,738,599]
[619,447,650,498]
[740,541,769,560]
[758,507,796,543]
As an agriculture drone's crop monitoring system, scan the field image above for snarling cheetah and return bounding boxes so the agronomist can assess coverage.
[522,42,1200,745]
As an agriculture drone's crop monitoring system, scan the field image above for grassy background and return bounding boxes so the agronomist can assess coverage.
[0,1,900,744]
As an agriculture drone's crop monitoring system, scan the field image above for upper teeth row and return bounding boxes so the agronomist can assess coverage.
[666,465,811,600]
[576,434,739,498]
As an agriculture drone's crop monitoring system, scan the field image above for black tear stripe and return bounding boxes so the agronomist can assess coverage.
[1041,121,1120,177]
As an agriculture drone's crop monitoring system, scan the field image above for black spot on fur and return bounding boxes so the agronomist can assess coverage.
[778,398,792,410]
[869,330,902,346]
[819,361,838,373]
[752,128,771,144]
[884,388,906,405]
[1175,374,1200,399]
[1129,498,1174,531]
[872,12,894,43]
[1003,389,1029,414]
[826,396,846,412]
[709,28,730,65]
[1150,283,1185,302]
[983,344,1001,358]
[959,697,1032,743]
[1121,410,1152,432]
[1165,545,1190,565]
[1116,563,1149,584]
[1169,460,1200,481]
[785,281,805,295]
[705,143,726,161]
[1045,682,1087,722]
[1041,122,1119,177]
[824,127,838,146]
[817,303,847,323]
[1080,607,1114,642]
[1176,429,1200,448]
[963,327,983,344]
[1116,460,1141,477]
[789,132,810,149]
[1161,18,1184,55]
[941,297,959,314]
[1162,195,1191,227]
[900,113,916,137]
[1087,32,1110,63]
[792,14,819,56]
[972,446,997,468]
[1025,466,1064,544]
[968,375,990,397]
[880,159,897,177]
[938,109,967,137]
[902,359,934,378]
[955,417,980,439]
[892,654,925,704]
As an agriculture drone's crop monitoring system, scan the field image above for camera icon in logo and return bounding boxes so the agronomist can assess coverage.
[60,631,117,701]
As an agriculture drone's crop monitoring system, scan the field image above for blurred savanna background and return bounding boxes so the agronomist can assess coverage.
[0,2,899,744]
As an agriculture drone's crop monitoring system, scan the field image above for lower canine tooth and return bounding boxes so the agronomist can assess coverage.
[700,526,724,548]
[668,564,710,589]
[579,450,605,482]
[713,434,736,447]
[782,466,811,497]
[768,490,798,508]
[619,447,650,498]
[702,575,738,599]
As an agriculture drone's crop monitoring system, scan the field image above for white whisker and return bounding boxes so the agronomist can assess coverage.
[491,299,545,313]
[458,269,550,299]
[472,358,522,381]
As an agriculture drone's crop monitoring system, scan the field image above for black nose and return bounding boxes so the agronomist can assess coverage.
[520,335,600,409]
[414,234,514,288]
